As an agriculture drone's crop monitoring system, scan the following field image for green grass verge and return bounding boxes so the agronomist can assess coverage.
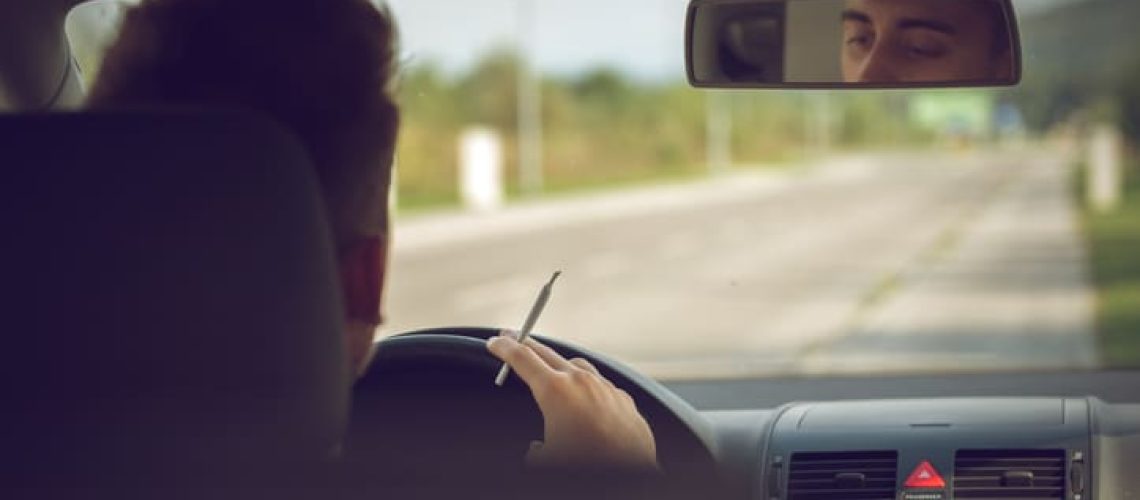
[394,161,801,215]
[393,165,710,216]
[1081,156,1140,367]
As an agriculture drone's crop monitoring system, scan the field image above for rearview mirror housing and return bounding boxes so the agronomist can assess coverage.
[686,0,1022,89]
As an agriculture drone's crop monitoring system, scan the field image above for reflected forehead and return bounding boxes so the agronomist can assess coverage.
[842,0,980,28]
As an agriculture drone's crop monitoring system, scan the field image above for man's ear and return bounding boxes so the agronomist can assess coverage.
[338,237,387,325]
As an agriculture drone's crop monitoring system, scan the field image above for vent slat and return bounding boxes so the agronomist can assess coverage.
[955,487,1068,495]
[788,451,898,500]
[787,479,897,488]
[791,471,897,480]
[957,464,1064,470]
[957,458,1064,464]
[786,492,895,499]
[790,460,896,469]
[955,478,1064,487]
[955,490,1065,498]
[953,449,1065,500]
[956,467,1064,475]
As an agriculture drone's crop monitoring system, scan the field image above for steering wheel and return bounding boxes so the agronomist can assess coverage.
[344,327,718,484]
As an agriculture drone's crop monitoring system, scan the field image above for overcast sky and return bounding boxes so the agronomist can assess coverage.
[386,0,690,81]
[384,0,1086,82]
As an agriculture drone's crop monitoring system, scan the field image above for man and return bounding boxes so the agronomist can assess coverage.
[840,0,1014,83]
[87,0,657,481]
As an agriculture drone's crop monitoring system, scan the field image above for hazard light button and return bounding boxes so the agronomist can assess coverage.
[904,460,946,489]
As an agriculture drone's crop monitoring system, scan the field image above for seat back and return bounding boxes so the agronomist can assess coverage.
[0,111,349,492]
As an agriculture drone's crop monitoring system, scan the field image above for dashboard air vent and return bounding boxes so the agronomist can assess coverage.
[787,450,898,500]
[953,449,1065,499]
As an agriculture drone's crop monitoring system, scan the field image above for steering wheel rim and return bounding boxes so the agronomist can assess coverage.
[345,327,718,482]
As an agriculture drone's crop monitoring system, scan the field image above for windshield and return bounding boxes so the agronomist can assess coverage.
[68,0,1140,381]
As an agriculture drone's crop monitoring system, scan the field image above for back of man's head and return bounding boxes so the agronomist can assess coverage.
[88,0,400,248]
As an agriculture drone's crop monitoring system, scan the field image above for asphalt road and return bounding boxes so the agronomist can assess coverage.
[382,148,1098,380]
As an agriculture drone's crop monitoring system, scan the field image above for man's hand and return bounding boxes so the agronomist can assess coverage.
[486,333,658,470]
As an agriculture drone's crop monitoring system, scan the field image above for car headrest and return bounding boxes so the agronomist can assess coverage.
[0,111,350,488]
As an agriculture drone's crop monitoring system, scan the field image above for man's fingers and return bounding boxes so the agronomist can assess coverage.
[487,336,555,389]
[522,338,617,389]
[523,338,574,371]
[568,357,600,376]
[573,357,619,389]
[498,329,522,341]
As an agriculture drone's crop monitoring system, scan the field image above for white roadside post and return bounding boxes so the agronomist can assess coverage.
[459,127,505,212]
[388,160,398,217]
[1088,125,1123,214]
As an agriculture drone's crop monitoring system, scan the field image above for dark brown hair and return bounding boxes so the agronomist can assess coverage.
[88,0,400,247]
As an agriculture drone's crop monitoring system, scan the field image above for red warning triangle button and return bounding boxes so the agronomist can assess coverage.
[904,460,946,489]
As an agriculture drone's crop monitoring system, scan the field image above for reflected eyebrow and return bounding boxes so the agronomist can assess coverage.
[840,9,871,24]
[896,17,957,35]
[840,9,957,36]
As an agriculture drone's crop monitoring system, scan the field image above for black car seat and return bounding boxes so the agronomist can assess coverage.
[0,111,350,498]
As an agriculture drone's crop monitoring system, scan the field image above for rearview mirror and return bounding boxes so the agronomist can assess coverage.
[686,0,1021,89]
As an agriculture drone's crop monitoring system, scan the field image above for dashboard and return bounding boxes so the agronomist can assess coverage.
[701,397,1140,500]
[361,331,1140,500]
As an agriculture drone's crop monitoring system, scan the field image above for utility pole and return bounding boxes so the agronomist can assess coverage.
[706,91,732,174]
[803,92,831,158]
[815,92,831,154]
[516,0,543,195]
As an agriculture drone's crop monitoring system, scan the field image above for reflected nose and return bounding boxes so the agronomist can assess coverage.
[857,45,899,83]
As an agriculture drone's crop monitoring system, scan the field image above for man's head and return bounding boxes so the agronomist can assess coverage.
[88,0,400,375]
[840,0,1013,83]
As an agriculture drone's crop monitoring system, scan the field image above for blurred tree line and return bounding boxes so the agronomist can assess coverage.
[1003,0,1140,145]
[394,0,1140,212]
[393,13,1140,212]
[392,49,931,210]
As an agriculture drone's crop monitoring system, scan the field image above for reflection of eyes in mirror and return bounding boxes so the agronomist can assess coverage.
[839,0,1013,84]
[843,21,951,63]
[686,0,1020,88]
[841,20,874,58]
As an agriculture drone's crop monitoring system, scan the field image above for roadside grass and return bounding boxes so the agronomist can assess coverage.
[1081,156,1140,367]
[393,158,806,216]
[393,164,710,217]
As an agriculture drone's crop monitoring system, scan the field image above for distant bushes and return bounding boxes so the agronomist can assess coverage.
[392,51,944,210]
